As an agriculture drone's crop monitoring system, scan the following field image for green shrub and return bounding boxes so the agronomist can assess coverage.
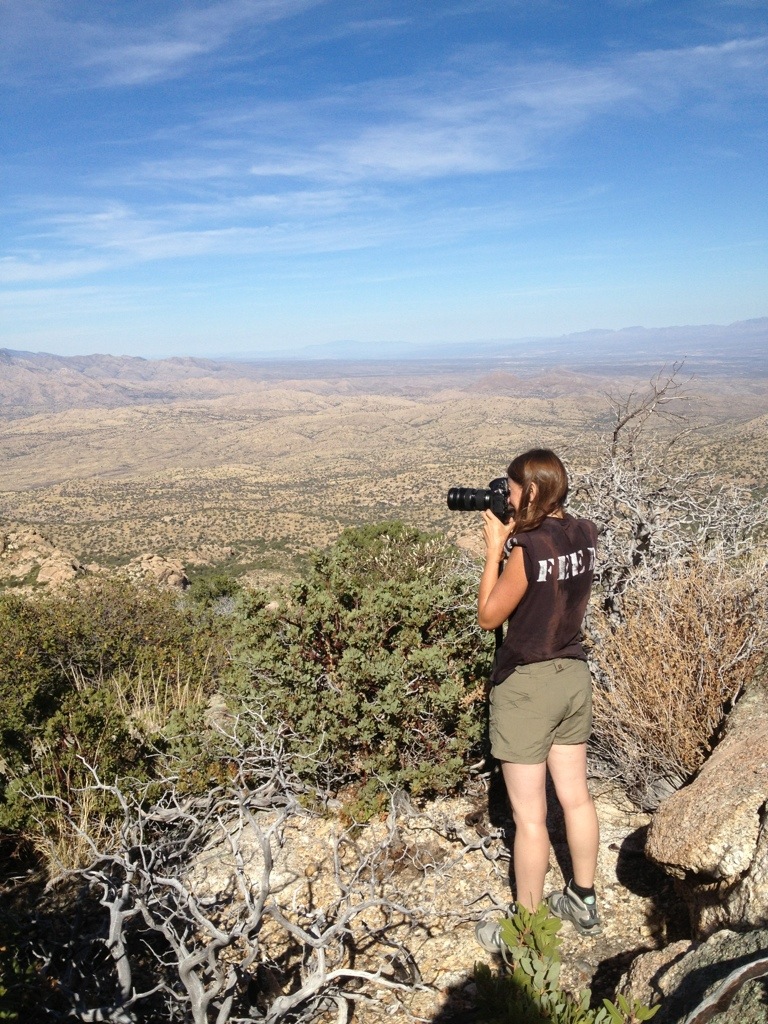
[186,568,242,609]
[0,680,142,825]
[41,577,225,681]
[0,942,28,1021]
[226,522,491,812]
[475,904,659,1024]
[0,593,66,755]
[0,578,228,859]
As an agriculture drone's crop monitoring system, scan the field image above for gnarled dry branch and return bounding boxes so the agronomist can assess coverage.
[28,714,435,1024]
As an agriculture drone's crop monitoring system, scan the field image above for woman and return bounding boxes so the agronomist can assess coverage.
[474,448,601,944]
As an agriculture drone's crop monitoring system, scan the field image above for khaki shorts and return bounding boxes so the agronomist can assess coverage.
[489,658,593,764]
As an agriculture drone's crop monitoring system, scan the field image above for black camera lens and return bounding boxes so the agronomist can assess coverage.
[446,487,493,512]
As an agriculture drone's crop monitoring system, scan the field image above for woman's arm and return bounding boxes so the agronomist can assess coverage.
[477,510,529,630]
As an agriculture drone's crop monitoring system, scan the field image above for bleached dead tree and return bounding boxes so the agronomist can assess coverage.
[567,365,768,804]
[30,716,433,1024]
[571,363,768,617]
[683,954,768,1024]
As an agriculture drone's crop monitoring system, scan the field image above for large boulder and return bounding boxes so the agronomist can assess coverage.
[645,674,768,936]
[619,928,768,1024]
[122,553,189,589]
[0,525,85,588]
[36,549,86,586]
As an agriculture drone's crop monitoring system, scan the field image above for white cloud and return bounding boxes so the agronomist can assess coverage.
[88,39,212,87]
[0,255,113,284]
[0,0,326,87]
[194,61,637,186]
[36,41,768,191]
[190,35,768,190]
[623,35,768,105]
[85,0,326,86]
[3,177,605,283]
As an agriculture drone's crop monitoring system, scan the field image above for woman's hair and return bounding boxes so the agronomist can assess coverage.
[507,448,569,534]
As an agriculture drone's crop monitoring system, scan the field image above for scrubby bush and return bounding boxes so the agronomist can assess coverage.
[226,521,491,814]
[0,910,33,1022]
[587,549,768,805]
[474,904,658,1023]
[186,568,242,610]
[572,366,768,618]
[5,715,443,1024]
[2,680,153,859]
[567,367,768,804]
[0,578,228,861]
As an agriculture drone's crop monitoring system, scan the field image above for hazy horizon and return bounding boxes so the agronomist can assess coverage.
[2,315,766,371]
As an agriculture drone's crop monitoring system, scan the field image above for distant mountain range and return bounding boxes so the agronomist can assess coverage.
[1,318,766,420]
[4,317,767,368]
[234,317,768,366]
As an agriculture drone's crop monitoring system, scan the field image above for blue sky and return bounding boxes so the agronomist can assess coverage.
[1,0,767,358]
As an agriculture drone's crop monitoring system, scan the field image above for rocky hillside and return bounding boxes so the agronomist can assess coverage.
[0,522,188,591]
[0,349,263,419]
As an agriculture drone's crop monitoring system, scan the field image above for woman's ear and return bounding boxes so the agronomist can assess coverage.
[528,481,539,503]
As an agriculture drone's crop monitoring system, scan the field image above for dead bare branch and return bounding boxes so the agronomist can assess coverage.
[572,364,768,617]
[27,713,436,1024]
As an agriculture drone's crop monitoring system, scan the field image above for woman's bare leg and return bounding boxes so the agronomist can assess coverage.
[501,760,549,910]
[546,742,599,889]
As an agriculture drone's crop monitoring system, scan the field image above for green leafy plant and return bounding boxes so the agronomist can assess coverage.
[0,578,228,863]
[475,904,659,1024]
[186,568,242,609]
[225,521,491,815]
[0,914,39,1021]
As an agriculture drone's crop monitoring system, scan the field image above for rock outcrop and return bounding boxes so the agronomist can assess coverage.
[645,675,768,936]
[620,928,768,1024]
[0,523,189,591]
[120,553,189,589]
[0,525,85,588]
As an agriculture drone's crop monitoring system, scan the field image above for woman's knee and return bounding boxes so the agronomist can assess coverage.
[511,807,548,832]
[556,785,593,814]
[547,743,592,812]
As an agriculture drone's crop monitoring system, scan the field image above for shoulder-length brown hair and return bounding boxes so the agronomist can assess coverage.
[507,448,569,534]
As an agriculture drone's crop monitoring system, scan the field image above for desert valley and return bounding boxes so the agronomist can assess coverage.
[2,326,768,590]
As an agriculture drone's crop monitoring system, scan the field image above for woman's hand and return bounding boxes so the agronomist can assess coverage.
[481,509,513,564]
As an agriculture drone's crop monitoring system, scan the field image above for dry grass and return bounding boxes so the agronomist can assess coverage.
[111,662,208,736]
[587,548,768,805]
[21,664,210,872]
[28,745,113,871]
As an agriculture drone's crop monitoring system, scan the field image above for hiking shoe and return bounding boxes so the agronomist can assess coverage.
[474,918,505,954]
[548,883,602,936]
[474,904,517,957]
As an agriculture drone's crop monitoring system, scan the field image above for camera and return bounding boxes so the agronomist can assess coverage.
[446,476,510,523]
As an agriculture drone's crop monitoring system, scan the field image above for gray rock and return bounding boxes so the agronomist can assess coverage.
[0,524,85,588]
[645,675,768,936]
[122,553,189,589]
[620,928,768,1024]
